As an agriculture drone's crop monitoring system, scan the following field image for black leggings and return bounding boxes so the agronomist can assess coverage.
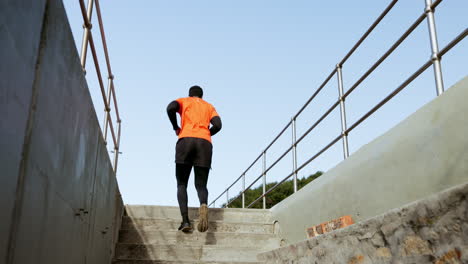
[176,163,209,222]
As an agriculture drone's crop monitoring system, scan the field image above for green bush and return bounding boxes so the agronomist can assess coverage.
[222,171,323,209]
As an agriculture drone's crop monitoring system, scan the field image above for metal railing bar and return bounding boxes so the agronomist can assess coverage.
[247,196,263,208]
[113,122,122,173]
[215,88,340,207]
[213,59,336,208]
[211,166,252,205]
[227,116,292,194]
[243,174,264,196]
[241,153,263,176]
[343,13,427,99]
[226,192,243,207]
[264,146,294,175]
[226,144,294,207]
[224,170,265,207]
[218,86,340,207]
[88,34,109,112]
[296,134,342,173]
[242,27,466,209]
[247,135,343,208]
[226,145,295,207]
[78,0,91,28]
[262,150,266,209]
[218,121,291,203]
[212,0,456,208]
[237,119,292,183]
[294,68,337,119]
[247,134,342,208]
[296,100,341,145]
[107,112,118,147]
[79,0,122,174]
[259,95,340,175]
[224,175,245,195]
[248,171,295,208]
[242,174,246,208]
[111,82,121,122]
[346,29,466,135]
[340,0,399,66]
[88,33,118,146]
[438,28,467,57]
[209,192,226,207]
[94,0,113,77]
[211,174,248,206]
[431,0,443,9]
[264,121,292,152]
[348,60,432,134]
[94,0,122,122]
[103,78,112,143]
[79,0,93,69]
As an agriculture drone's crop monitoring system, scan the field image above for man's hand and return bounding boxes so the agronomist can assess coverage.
[175,128,181,136]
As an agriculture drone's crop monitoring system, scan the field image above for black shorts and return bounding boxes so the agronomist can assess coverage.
[175,137,213,168]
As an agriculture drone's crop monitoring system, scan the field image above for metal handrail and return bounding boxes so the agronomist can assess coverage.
[247,29,467,208]
[78,0,122,173]
[339,0,398,67]
[211,0,467,209]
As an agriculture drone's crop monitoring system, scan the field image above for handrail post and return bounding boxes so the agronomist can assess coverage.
[103,75,114,144]
[262,152,266,209]
[242,174,246,209]
[80,0,94,72]
[424,0,444,96]
[291,118,298,192]
[113,121,121,174]
[337,64,350,159]
[226,189,229,208]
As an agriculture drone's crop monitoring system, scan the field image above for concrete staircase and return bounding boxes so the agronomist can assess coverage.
[112,205,280,264]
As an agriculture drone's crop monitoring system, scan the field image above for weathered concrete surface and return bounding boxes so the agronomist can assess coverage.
[116,244,265,262]
[114,206,279,263]
[126,205,271,223]
[259,182,468,263]
[0,0,47,261]
[0,0,124,263]
[118,229,279,247]
[271,76,468,244]
[113,261,262,264]
[121,217,275,234]
[114,261,263,264]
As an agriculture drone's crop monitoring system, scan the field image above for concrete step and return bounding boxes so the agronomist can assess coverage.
[115,244,264,262]
[118,229,280,248]
[121,216,275,234]
[113,260,262,264]
[125,205,271,223]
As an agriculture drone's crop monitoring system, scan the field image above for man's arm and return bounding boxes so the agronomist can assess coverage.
[166,101,180,133]
[210,116,222,136]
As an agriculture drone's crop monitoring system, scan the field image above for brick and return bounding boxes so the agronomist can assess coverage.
[306,215,354,238]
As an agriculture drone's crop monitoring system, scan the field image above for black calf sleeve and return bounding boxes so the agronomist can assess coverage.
[176,164,210,222]
[176,164,192,222]
[194,166,210,205]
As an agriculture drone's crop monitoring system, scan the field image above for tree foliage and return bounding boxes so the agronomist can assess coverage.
[222,171,323,209]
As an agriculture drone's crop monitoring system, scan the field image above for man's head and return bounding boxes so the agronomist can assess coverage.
[189,85,203,98]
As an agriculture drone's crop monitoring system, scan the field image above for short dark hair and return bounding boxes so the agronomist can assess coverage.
[189,85,203,98]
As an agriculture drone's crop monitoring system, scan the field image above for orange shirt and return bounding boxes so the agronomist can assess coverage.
[176,97,219,143]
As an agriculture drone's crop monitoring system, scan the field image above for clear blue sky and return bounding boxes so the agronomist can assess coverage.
[63,0,467,207]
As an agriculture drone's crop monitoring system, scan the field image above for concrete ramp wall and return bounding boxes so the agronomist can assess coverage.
[0,0,124,263]
[271,76,468,245]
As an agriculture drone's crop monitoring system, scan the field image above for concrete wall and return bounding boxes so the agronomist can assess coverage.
[260,182,468,263]
[271,76,468,245]
[0,0,124,263]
